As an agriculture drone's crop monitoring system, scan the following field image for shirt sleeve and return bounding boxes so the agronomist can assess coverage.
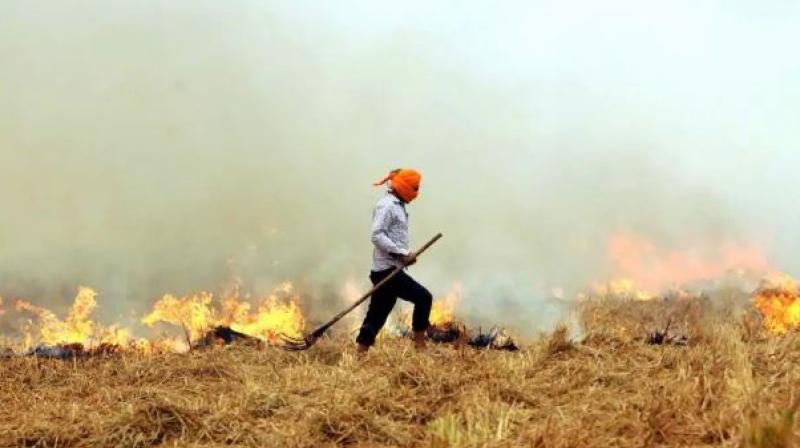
[370,203,409,256]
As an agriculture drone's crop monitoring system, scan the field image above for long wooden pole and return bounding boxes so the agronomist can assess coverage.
[285,233,443,349]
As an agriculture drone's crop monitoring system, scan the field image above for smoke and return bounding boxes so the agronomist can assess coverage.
[1,1,799,336]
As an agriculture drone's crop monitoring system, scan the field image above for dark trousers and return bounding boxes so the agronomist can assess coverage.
[355,268,433,347]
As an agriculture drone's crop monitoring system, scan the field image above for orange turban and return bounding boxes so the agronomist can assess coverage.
[374,168,421,203]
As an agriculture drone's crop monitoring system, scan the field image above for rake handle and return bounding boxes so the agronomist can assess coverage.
[309,232,443,339]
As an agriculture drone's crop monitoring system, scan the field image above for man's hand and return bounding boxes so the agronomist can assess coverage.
[401,253,417,266]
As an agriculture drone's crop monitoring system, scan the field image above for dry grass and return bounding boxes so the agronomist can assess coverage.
[2,298,799,447]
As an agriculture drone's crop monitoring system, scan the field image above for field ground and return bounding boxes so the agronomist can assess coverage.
[1,298,798,447]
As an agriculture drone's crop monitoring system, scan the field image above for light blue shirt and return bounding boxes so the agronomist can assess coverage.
[371,193,410,271]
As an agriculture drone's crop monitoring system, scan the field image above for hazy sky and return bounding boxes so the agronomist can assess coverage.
[1,1,799,332]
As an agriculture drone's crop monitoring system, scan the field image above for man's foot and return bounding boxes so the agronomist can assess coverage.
[413,330,427,351]
[356,343,370,358]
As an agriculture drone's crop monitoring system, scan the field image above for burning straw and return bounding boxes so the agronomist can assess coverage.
[2,292,800,447]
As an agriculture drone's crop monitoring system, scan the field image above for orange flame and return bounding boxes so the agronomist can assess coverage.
[429,283,462,326]
[141,282,305,344]
[598,232,771,299]
[15,286,130,347]
[391,282,461,334]
[752,273,800,334]
[140,292,215,342]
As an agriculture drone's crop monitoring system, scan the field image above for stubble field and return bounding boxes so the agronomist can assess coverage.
[1,297,798,448]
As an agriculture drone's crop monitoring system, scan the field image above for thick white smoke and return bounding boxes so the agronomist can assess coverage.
[1,1,799,336]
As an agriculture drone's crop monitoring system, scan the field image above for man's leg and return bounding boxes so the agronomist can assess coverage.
[355,270,399,350]
[394,271,433,349]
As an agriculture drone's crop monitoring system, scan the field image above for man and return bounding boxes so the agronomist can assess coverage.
[356,168,433,354]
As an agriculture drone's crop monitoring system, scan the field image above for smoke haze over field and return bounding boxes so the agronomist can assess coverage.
[1,1,799,334]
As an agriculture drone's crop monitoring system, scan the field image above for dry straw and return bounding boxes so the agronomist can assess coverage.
[1,297,798,447]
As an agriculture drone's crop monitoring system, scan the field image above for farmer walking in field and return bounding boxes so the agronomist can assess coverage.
[356,168,433,354]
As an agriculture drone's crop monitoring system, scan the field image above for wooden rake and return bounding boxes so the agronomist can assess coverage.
[281,233,443,351]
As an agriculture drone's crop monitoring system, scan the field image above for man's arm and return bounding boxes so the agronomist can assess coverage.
[370,204,409,257]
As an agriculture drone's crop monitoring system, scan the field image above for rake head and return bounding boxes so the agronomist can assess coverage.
[279,324,331,351]
[279,333,318,351]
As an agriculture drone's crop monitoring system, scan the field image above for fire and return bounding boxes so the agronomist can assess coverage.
[752,273,800,334]
[226,298,305,343]
[429,283,462,326]
[141,282,305,344]
[596,232,772,299]
[2,277,470,352]
[389,282,461,335]
[347,279,464,337]
[140,292,216,342]
[15,286,130,347]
